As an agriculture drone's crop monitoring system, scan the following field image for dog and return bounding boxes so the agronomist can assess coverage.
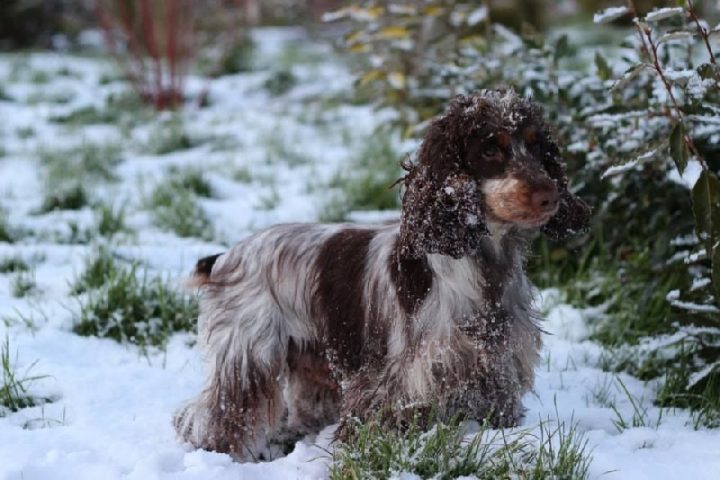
[173,89,590,461]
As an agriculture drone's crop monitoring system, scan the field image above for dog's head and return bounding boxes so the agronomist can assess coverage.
[399,90,590,258]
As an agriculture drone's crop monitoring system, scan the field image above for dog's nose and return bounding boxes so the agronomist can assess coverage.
[531,187,559,214]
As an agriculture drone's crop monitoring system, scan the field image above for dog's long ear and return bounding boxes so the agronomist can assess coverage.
[398,167,488,259]
[540,143,591,240]
[398,95,492,258]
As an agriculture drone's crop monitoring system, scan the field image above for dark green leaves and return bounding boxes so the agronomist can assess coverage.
[669,122,689,174]
[697,63,719,80]
[692,170,720,304]
[595,51,612,81]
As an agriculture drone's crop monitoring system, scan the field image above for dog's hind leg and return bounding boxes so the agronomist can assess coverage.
[173,303,290,461]
[279,341,341,443]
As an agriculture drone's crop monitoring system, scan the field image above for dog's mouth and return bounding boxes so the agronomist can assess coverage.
[481,177,559,229]
[486,209,556,229]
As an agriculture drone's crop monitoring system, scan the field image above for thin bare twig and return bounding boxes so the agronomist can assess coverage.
[627,0,708,170]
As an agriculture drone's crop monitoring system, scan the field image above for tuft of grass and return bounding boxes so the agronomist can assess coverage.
[656,354,720,430]
[96,203,129,237]
[53,90,151,128]
[330,411,591,480]
[164,167,213,198]
[71,248,198,348]
[321,134,401,222]
[217,36,255,75]
[1,336,48,415]
[0,256,29,274]
[260,132,312,167]
[0,210,16,243]
[689,374,720,429]
[39,141,123,184]
[11,269,38,298]
[38,184,90,213]
[145,118,197,155]
[0,86,13,102]
[609,377,663,432]
[15,126,34,140]
[148,169,214,239]
[256,185,280,211]
[36,141,123,214]
[71,246,116,295]
[233,166,253,183]
[51,106,119,125]
[263,69,296,96]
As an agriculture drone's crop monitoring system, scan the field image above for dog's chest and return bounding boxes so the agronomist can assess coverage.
[421,249,525,342]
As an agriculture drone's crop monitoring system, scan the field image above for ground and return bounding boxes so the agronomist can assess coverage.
[0,28,719,480]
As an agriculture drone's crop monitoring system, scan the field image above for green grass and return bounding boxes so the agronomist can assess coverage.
[51,90,151,127]
[261,132,312,167]
[0,255,29,274]
[263,69,297,96]
[145,118,199,155]
[0,86,13,102]
[1,336,48,415]
[36,141,124,214]
[609,377,663,432]
[330,412,591,480]
[51,106,120,125]
[0,210,15,243]
[71,248,198,348]
[96,203,129,237]
[11,269,37,298]
[15,126,34,140]
[39,141,123,184]
[321,133,401,222]
[70,246,117,295]
[256,185,280,211]
[148,169,214,239]
[38,184,90,213]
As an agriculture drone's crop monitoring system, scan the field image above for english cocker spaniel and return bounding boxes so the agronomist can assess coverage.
[174,89,590,461]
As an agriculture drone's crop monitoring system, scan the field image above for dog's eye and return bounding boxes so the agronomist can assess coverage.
[482,145,501,159]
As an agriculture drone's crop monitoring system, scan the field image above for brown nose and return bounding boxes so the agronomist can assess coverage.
[531,187,559,214]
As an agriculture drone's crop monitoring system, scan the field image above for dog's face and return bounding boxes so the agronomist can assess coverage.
[464,123,560,229]
[399,90,590,258]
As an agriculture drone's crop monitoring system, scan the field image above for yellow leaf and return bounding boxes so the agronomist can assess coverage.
[359,69,384,86]
[345,30,364,44]
[350,44,370,53]
[376,26,410,40]
[422,6,445,16]
[351,6,384,21]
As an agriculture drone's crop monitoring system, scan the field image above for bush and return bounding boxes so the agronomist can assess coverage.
[330,0,720,422]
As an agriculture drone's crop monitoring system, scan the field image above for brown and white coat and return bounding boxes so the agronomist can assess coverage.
[173,90,590,461]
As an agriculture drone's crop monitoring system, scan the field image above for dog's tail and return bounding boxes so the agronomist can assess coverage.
[185,253,223,288]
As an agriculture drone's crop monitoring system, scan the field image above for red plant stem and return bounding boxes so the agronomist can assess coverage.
[117,1,148,91]
[625,0,651,61]
[167,0,178,105]
[627,0,707,170]
[687,0,717,66]
[646,27,708,169]
[98,5,148,104]
[139,0,163,108]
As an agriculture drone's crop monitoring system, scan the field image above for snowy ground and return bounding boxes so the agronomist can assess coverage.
[1,28,719,480]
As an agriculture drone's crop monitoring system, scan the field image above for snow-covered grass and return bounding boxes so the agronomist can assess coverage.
[1,27,719,479]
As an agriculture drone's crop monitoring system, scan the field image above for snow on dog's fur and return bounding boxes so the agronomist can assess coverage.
[173,90,590,461]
